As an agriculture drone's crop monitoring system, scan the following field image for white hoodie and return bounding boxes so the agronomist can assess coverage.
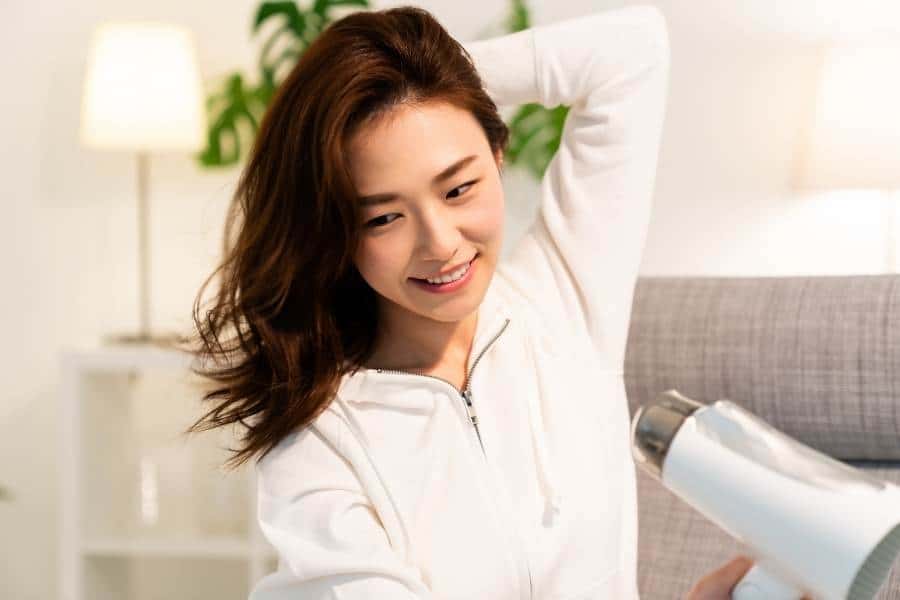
[249,6,670,599]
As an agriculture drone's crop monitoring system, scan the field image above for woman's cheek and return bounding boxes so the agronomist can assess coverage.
[356,237,407,284]
[472,189,505,240]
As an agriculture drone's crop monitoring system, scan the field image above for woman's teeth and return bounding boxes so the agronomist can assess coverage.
[424,260,471,284]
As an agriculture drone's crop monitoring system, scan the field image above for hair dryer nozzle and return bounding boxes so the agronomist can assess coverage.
[631,389,705,479]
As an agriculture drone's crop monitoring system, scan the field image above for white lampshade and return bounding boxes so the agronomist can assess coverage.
[80,22,206,151]
[798,37,900,190]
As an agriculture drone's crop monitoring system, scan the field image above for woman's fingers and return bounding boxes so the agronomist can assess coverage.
[685,555,755,600]
[685,556,817,599]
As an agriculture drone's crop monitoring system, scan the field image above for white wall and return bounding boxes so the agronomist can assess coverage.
[642,0,900,276]
[3,0,900,598]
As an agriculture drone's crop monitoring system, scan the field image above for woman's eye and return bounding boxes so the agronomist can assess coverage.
[365,214,399,228]
[448,179,478,199]
[364,180,479,229]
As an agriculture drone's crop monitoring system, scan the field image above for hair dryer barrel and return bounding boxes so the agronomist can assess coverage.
[631,390,900,600]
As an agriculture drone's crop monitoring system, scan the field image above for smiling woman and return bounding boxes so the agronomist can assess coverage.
[182,3,672,600]
[180,4,510,469]
[346,99,506,374]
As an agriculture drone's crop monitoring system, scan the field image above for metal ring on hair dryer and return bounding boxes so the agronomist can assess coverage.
[630,389,900,600]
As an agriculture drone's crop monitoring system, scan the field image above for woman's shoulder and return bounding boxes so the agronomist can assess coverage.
[255,405,348,486]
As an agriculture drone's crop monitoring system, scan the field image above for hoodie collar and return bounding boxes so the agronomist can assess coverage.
[335,278,563,518]
[337,280,509,399]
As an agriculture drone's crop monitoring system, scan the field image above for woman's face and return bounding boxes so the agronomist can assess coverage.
[347,99,505,325]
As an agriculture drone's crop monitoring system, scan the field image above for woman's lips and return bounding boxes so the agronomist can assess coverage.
[409,255,478,293]
[412,254,477,282]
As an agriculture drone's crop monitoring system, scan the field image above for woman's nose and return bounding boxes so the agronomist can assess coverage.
[417,204,462,260]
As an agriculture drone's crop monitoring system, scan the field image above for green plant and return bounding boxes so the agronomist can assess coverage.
[196,0,567,180]
[198,0,370,167]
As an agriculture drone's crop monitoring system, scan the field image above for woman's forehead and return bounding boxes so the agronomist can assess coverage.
[350,101,481,155]
[347,102,488,190]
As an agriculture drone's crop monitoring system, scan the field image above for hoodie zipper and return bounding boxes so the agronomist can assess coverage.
[373,317,534,599]
[374,318,511,454]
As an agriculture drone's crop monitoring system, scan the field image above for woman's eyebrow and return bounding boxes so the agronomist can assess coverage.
[358,154,479,206]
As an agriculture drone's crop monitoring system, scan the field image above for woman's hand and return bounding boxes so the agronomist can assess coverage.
[685,555,812,600]
[686,555,755,600]
[685,554,811,600]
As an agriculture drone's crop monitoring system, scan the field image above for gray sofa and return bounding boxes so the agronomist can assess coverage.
[624,274,900,599]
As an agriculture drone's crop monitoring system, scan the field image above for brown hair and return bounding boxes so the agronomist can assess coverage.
[181,5,510,470]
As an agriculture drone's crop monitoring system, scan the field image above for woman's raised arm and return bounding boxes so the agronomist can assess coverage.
[464,6,670,372]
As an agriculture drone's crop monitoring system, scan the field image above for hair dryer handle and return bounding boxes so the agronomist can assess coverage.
[732,563,806,600]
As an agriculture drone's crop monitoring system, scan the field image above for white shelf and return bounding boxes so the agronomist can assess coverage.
[83,537,278,559]
[60,343,194,371]
[60,344,278,600]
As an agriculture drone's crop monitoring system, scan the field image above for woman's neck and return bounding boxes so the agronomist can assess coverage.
[365,303,479,377]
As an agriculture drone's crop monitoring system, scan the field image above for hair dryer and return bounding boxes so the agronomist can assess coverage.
[630,389,900,600]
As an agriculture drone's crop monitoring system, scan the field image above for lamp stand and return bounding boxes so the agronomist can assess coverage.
[104,151,185,349]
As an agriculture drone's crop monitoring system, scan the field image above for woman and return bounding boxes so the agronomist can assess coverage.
[187,4,755,598]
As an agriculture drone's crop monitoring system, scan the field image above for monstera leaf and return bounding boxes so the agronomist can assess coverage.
[506,102,568,180]
[197,0,567,181]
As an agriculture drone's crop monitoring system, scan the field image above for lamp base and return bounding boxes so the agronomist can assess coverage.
[103,330,188,349]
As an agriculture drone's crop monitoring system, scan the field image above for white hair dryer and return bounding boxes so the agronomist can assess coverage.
[630,389,900,599]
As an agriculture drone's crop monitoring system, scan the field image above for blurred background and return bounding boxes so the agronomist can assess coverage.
[4,0,900,598]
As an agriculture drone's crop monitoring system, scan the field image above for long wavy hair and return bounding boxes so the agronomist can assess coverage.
[181,5,510,470]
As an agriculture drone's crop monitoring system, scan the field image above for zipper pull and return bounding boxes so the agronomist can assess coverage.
[462,387,487,456]
[462,388,478,426]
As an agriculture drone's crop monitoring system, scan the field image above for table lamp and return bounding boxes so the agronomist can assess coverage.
[80,22,207,346]
[796,36,900,272]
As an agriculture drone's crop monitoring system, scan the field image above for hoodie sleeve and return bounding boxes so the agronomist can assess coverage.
[464,6,670,372]
[248,425,438,600]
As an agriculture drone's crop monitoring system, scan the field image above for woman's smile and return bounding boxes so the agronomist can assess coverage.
[409,254,478,294]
